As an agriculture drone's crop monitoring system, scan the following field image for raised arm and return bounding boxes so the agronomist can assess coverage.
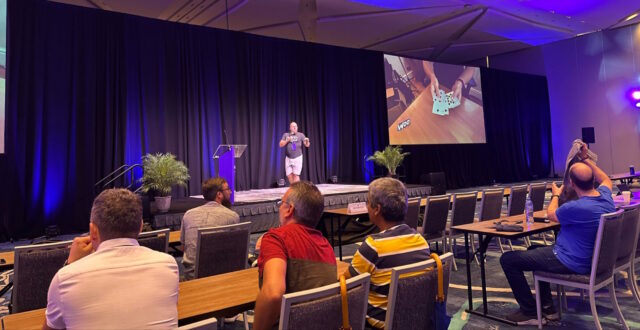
[578,143,612,190]
[547,183,562,223]
[279,135,289,148]
[583,158,612,191]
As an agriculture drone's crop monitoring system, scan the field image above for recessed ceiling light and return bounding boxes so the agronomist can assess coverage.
[625,13,639,21]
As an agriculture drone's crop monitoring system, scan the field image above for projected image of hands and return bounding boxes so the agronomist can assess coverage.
[384,54,486,145]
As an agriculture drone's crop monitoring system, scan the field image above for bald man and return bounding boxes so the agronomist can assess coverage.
[279,122,310,184]
[500,144,615,325]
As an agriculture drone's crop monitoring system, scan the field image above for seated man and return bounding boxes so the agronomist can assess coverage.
[500,145,615,325]
[254,181,337,330]
[344,177,431,329]
[45,189,179,329]
[181,177,240,279]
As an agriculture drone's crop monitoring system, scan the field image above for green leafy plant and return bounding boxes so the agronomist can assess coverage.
[367,146,410,176]
[139,153,190,196]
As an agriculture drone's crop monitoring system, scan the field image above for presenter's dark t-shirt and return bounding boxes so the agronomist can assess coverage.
[281,132,306,159]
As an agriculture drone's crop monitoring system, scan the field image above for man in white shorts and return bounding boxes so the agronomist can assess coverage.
[279,122,310,184]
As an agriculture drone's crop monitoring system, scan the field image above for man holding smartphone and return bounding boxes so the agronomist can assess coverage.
[279,122,310,184]
[499,143,615,325]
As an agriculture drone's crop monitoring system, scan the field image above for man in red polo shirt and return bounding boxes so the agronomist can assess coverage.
[253,181,337,330]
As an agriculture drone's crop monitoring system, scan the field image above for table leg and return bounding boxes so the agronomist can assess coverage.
[338,216,343,260]
[464,233,518,326]
[464,233,473,311]
[478,234,489,315]
[330,214,335,248]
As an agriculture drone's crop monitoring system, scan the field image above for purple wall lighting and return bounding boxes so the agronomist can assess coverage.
[630,88,640,108]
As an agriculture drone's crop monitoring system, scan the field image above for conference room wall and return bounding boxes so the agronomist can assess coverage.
[482,23,640,176]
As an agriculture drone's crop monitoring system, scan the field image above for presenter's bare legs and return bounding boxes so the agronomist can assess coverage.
[287,173,300,184]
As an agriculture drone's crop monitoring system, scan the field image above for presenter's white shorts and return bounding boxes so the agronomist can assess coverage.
[285,156,303,176]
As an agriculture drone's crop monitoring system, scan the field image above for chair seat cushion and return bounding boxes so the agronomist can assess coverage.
[534,270,610,285]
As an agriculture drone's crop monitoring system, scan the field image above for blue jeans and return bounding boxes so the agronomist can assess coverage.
[500,245,574,316]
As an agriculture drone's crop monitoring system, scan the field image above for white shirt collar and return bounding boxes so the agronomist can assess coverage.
[96,238,139,252]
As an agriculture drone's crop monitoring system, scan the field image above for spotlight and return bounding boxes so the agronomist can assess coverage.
[636,101,640,108]
[624,12,639,22]
[632,90,640,100]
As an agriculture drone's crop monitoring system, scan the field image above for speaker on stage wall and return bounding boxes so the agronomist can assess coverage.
[582,127,595,144]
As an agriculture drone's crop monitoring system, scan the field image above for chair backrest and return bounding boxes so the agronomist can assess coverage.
[450,192,478,228]
[137,228,170,253]
[404,197,422,230]
[195,222,251,279]
[279,273,370,330]
[590,210,624,285]
[385,253,454,330]
[528,182,547,212]
[421,194,451,237]
[478,188,504,221]
[12,240,71,313]
[507,185,528,216]
[616,203,640,267]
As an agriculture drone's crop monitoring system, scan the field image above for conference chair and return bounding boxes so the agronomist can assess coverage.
[445,192,478,271]
[195,222,251,278]
[11,240,71,313]
[137,228,170,253]
[614,203,640,306]
[478,188,506,253]
[177,317,217,330]
[404,197,422,230]
[502,185,528,249]
[385,253,454,330]
[534,210,627,330]
[195,222,251,330]
[418,194,451,252]
[278,273,370,330]
[528,182,547,212]
[529,182,552,244]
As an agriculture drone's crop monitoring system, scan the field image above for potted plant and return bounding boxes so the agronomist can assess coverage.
[139,153,190,213]
[367,146,410,178]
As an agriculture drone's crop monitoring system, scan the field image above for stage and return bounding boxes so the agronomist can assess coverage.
[151,183,432,232]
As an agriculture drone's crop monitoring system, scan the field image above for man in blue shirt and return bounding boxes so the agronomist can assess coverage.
[500,145,615,325]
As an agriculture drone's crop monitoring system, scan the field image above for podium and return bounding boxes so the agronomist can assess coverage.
[213,144,247,204]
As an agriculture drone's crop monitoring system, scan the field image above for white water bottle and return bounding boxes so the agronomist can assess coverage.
[525,196,534,227]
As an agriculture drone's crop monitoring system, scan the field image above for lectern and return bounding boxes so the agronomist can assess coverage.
[213,144,247,204]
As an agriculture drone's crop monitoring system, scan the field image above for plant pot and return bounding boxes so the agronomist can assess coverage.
[155,196,172,213]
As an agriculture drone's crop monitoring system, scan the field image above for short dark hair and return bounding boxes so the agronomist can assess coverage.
[287,181,324,228]
[368,178,408,223]
[202,177,227,201]
[91,189,142,240]
[569,166,595,191]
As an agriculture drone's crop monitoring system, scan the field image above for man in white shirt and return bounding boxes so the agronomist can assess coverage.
[44,188,179,330]
[180,177,240,280]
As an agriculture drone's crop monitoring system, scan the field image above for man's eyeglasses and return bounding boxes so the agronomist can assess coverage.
[276,200,291,207]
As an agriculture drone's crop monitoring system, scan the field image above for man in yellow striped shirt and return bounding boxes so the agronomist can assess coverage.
[343,177,431,329]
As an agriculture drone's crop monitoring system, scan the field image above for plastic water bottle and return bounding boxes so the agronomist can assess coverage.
[525,196,534,228]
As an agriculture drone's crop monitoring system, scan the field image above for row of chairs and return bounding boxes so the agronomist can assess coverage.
[533,202,640,329]
[403,182,549,270]
[279,253,454,330]
[10,223,253,316]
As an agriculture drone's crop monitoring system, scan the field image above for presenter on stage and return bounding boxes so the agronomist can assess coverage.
[279,121,310,184]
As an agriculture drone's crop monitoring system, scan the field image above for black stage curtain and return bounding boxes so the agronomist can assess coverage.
[2,0,552,239]
[401,68,553,188]
[3,0,388,237]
